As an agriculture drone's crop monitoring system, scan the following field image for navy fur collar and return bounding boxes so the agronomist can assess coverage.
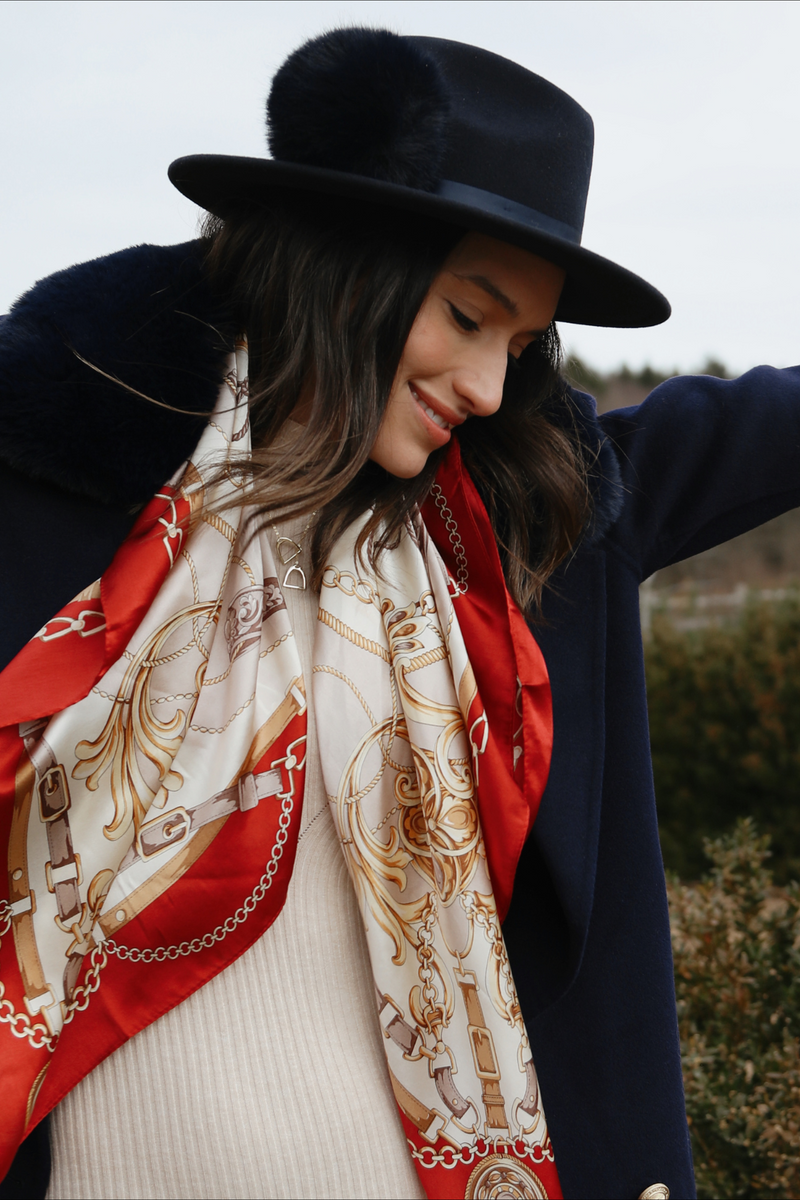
[0,241,622,535]
[0,241,234,509]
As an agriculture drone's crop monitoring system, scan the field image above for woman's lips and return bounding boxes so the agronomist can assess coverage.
[409,383,462,444]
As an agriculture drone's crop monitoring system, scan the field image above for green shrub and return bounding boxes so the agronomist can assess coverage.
[646,594,800,882]
[670,820,800,1198]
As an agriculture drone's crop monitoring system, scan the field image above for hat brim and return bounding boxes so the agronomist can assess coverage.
[168,155,670,329]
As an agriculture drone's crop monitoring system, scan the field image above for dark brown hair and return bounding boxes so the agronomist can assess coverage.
[201,193,591,615]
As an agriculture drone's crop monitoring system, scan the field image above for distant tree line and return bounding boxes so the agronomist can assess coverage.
[565,355,732,405]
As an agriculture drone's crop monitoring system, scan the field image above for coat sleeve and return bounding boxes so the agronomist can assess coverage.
[600,365,800,581]
[0,462,136,672]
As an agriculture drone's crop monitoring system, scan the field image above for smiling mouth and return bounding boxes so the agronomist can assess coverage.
[409,384,456,430]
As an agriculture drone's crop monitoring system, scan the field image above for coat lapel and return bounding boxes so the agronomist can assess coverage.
[504,547,607,1014]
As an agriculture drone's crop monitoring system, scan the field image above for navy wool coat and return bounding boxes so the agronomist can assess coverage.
[2,242,800,1200]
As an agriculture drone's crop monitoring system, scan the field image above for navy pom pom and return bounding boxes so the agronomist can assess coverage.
[267,27,449,192]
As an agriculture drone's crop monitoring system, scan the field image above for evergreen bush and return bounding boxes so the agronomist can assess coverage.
[670,820,800,1198]
[646,593,800,882]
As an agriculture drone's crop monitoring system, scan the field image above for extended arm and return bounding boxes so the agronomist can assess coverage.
[600,365,800,580]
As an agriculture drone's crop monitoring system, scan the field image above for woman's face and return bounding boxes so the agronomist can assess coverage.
[369,232,566,478]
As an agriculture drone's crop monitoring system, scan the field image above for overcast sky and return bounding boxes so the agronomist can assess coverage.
[1,0,798,375]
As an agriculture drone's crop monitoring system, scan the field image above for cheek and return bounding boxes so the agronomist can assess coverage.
[398,306,454,380]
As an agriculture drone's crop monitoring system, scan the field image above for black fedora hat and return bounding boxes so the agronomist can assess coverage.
[169,28,670,329]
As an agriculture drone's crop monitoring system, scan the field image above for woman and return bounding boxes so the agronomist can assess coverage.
[1,26,798,1200]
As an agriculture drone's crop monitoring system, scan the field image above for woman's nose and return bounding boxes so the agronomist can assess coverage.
[453,349,508,417]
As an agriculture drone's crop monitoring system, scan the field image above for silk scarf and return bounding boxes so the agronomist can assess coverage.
[0,345,560,1199]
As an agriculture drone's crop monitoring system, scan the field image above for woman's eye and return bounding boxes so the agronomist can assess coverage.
[448,303,480,333]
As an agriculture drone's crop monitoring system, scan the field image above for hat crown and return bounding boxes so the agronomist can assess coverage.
[266,30,594,240]
[409,37,594,238]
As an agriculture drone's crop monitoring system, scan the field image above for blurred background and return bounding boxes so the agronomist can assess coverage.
[2,6,800,1191]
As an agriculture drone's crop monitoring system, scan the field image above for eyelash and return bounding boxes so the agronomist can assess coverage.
[448,301,533,368]
[448,302,480,333]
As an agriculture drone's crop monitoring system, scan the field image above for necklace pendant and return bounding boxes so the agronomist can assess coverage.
[276,535,302,565]
[283,563,307,591]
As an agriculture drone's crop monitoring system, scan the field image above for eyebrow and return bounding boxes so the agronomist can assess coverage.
[452,272,550,339]
[453,272,519,317]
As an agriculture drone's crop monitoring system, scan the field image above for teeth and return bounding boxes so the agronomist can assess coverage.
[413,390,453,430]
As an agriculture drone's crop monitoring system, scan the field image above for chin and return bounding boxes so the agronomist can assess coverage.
[387,462,427,480]
[370,447,431,479]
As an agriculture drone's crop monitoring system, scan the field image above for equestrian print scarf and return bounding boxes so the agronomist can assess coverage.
[0,345,560,1199]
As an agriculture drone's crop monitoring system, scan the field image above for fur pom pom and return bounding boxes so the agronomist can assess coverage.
[267,27,450,191]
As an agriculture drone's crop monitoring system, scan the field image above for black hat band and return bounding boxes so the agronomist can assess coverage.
[435,181,582,245]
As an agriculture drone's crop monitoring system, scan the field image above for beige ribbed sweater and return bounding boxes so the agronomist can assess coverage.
[47,513,425,1200]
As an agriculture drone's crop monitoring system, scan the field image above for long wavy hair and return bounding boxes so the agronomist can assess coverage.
[201,193,592,615]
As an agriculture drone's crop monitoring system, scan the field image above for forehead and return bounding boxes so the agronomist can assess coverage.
[443,232,566,319]
[446,232,559,280]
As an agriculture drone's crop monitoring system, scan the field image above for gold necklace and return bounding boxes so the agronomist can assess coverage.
[272,512,316,591]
